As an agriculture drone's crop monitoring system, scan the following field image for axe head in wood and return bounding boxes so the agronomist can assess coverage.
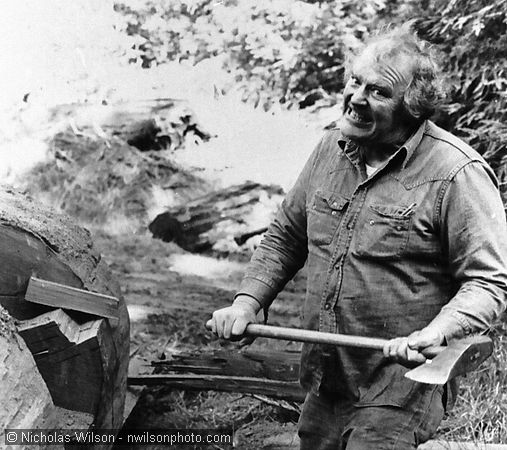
[405,335,493,385]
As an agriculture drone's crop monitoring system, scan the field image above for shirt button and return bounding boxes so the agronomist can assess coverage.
[324,303,331,310]
[331,211,337,216]
[369,220,375,225]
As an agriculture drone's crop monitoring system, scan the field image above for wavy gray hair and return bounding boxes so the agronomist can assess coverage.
[345,24,446,122]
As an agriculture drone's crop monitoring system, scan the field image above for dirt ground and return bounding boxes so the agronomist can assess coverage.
[12,100,311,448]
[93,230,307,449]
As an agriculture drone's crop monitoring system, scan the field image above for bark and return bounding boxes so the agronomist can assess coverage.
[0,186,129,436]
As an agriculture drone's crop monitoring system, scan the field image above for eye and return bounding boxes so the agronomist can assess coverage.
[371,87,389,98]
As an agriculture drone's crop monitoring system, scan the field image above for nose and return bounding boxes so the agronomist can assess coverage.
[350,85,367,105]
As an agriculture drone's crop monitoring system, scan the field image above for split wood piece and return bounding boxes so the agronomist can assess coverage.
[0,187,129,438]
[25,276,119,325]
[128,374,305,403]
[149,181,284,253]
[17,309,111,415]
[152,348,300,381]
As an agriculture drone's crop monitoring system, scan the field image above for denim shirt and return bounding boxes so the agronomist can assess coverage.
[237,120,507,399]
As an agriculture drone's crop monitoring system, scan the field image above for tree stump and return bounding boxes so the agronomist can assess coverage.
[0,186,129,438]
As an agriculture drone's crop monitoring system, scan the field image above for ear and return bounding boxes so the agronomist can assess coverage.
[403,78,429,122]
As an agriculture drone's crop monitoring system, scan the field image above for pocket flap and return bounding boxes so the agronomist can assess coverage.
[315,191,349,211]
[370,204,415,219]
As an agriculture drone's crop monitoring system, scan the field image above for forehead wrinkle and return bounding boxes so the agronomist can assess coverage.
[358,43,414,88]
[351,62,404,93]
[380,64,409,88]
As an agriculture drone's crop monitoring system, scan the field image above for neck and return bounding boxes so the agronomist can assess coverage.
[361,127,416,167]
[362,143,399,167]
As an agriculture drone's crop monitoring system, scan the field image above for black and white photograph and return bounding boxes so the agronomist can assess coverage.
[0,1,506,449]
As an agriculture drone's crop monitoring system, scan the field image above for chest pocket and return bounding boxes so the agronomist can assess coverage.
[308,190,349,246]
[355,204,413,259]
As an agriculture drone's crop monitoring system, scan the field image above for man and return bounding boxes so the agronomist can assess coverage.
[207,26,507,449]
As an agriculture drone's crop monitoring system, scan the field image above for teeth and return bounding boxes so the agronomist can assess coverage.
[349,108,369,122]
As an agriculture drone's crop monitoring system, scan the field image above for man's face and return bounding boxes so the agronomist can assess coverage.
[339,47,414,146]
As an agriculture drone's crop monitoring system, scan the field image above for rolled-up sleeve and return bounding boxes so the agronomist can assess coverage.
[429,160,507,340]
[235,138,325,310]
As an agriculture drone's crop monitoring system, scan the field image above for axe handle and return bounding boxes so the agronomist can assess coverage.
[244,324,445,358]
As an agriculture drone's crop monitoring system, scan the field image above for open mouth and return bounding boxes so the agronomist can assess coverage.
[346,107,372,126]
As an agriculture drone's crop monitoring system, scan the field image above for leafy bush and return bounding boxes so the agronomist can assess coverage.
[116,0,506,200]
[380,0,507,203]
[115,0,385,108]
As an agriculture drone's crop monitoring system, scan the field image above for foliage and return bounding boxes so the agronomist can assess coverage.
[114,0,385,108]
[115,0,506,199]
[380,0,507,202]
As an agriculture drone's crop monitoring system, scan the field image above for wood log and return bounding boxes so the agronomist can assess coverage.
[53,98,213,152]
[152,348,300,381]
[0,186,129,436]
[128,374,305,403]
[149,181,284,253]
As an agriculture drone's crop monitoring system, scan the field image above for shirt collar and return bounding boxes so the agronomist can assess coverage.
[337,120,427,170]
[400,120,427,168]
[337,136,361,167]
